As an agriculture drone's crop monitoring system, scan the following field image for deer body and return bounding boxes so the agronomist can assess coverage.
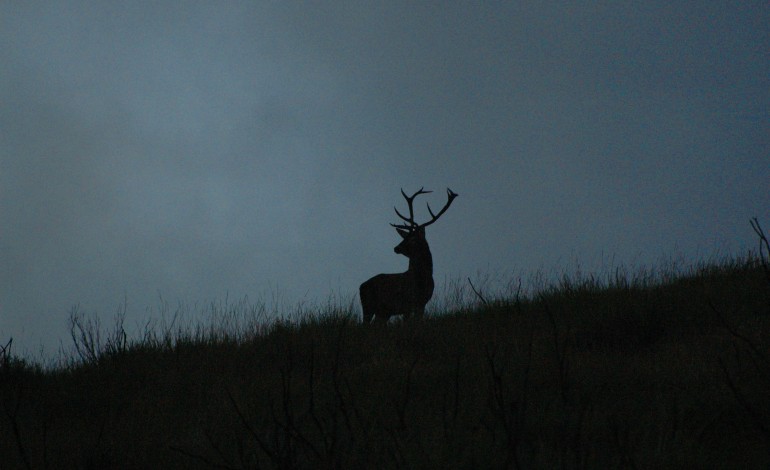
[360,229,434,323]
[360,188,457,324]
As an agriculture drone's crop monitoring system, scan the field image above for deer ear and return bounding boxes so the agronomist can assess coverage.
[396,228,411,239]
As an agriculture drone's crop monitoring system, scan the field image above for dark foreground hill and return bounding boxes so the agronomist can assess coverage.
[2,256,769,469]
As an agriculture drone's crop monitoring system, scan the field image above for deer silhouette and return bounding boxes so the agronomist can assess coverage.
[360,187,458,323]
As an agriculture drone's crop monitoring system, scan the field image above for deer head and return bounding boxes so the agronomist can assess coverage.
[359,187,458,323]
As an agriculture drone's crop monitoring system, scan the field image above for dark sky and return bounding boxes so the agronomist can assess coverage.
[2,2,769,356]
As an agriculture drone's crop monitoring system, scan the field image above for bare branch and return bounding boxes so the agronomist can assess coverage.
[718,357,770,437]
[468,277,488,305]
[750,217,770,284]
[0,338,12,370]
[169,444,238,470]
[1,359,33,470]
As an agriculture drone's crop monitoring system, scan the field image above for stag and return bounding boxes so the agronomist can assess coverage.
[360,187,458,323]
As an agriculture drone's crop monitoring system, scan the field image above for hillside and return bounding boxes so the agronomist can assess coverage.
[2,255,769,469]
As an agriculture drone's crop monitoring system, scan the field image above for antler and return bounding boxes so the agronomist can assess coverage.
[392,187,432,229]
[391,187,458,230]
[422,187,459,228]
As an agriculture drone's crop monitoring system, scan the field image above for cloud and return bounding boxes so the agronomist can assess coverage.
[1,2,768,354]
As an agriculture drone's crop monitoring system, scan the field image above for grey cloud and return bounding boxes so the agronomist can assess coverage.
[1,2,768,354]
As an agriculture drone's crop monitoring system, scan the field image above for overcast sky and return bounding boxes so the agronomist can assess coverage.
[2,2,769,356]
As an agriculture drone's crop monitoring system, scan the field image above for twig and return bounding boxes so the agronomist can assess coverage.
[710,299,770,441]
[332,323,355,444]
[542,296,570,403]
[718,356,770,437]
[226,389,276,463]
[391,356,419,432]
[169,444,238,470]
[441,353,462,439]
[468,277,488,305]
[0,338,12,369]
[484,344,525,470]
[1,373,33,470]
[709,302,768,369]
[750,217,770,285]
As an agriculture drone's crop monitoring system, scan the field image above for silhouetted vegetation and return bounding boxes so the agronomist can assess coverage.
[2,248,769,468]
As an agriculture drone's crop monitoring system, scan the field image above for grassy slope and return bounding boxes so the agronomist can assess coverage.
[2,257,769,469]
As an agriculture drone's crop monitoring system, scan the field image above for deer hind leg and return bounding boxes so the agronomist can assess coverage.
[415,305,426,319]
[361,301,374,324]
[359,285,378,324]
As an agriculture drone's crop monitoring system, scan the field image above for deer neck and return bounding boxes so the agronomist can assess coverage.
[407,248,433,280]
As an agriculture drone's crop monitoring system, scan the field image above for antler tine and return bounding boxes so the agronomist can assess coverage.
[421,188,458,228]
[392,187,432,230]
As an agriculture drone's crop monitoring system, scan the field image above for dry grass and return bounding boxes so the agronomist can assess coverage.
[1,252,769,469]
